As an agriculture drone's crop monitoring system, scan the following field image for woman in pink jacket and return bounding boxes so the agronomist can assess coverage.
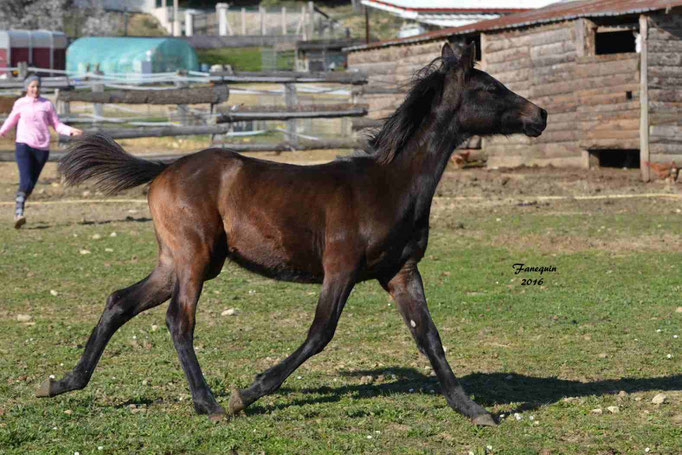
[0,75,82,228]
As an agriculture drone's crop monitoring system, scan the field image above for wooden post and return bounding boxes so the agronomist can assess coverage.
[260,6,266,36]
[175,69,189,126]
[307,2,315,39]
[55,88,70,117]
[640,14,650,182]
[281,6,287,35]
[364,7,370,44]
[18,61,28,80]
[575,20,589,168]
[93,65,104,122]
[285,82,298,148]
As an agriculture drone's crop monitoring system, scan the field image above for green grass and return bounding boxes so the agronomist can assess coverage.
[196,48,265,72]
[0,207,680,454]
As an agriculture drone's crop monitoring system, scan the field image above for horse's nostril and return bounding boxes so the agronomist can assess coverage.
[540,109,548,122]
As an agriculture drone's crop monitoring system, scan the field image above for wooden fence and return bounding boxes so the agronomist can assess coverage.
[0,68,369,155]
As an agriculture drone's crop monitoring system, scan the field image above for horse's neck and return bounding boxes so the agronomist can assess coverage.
[388,116,465,219]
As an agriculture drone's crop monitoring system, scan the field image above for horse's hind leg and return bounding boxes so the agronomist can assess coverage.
[36,257,174,398]
[382,262,496,427]
[165,253,225,416]
[229,271,355,415]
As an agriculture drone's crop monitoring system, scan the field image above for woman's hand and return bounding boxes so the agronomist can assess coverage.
[70,128,84,136]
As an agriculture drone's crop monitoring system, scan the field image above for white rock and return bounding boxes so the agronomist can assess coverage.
[50,290,58,296]
[514,413,522,420]
[591,408,603,415]
[607,406,619,414]
[105,248,114,253]
[652,393,667,404]
[16,314,32,322]
[221,308,237,316]
[91,234,101,240]
[110,232,117,237]
[79,249,91,255]
[151,325,159,332]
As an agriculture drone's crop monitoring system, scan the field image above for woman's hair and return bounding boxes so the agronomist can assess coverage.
[24,74,41,90]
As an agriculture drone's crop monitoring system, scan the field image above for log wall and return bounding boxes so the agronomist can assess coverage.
[484,22,583,168]
[347,16,678,170]
[647,12,682,163]
[348,41,442,119]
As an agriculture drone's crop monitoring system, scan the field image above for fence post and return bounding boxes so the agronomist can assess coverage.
[56,88,71,117]
[241,7,246,35]
[173,0,181,36]
[281,6,287,35]
[185,9,196,36]
[18,61,28,80]
[93,64,104,123]
[307,1,315,39]
[285,82,298,149]
[217,3,229,36]
[260,5,266,36]
[175,69,189,126]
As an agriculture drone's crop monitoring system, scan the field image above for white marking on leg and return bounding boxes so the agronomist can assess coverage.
[410,320,416,328]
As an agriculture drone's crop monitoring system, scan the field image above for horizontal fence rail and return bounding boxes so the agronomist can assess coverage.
[0,67,370,153]
[57,85,230,105]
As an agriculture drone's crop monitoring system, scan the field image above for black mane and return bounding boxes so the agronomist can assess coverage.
[367,56,458,165]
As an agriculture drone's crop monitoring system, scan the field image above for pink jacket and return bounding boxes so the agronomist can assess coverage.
[0,96,77,150]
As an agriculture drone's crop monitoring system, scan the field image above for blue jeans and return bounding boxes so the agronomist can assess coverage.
[16,142,49,195]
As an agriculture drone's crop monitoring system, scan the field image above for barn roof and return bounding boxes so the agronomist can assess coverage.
[347,0,682,51]
[361,0,550,28]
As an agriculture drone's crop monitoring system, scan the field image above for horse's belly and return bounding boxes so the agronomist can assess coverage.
[224,224,324,283]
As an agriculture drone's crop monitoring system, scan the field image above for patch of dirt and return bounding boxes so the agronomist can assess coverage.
[492,231,682,254]
[1,157,681,249]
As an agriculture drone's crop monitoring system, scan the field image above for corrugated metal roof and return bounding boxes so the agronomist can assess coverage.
[347,0,682,52]
[361,0,535,12]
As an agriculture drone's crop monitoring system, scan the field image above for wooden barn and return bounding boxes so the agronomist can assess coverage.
[347,0,682,181]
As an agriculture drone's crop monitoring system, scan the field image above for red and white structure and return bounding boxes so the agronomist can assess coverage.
[0,30,68,75]
[362,0,557,33]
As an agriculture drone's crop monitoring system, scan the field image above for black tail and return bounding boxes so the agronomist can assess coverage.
[59,134,169,195]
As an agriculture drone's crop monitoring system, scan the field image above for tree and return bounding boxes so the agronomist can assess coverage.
[0,0,69,30]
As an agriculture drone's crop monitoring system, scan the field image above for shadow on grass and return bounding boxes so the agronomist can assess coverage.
[245,368,682,416]
[22,215,152,230]
[78,216,152,225]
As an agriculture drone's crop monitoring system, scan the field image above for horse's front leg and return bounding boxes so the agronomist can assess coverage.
[229,271,356,415]
[382,262,496,426]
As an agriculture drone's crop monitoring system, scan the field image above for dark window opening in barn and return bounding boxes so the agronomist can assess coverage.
[626,91,633,100]
[590,149,640,168]
[595,30,636,54]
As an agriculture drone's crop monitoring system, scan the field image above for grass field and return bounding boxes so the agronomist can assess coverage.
[0,163,680,454]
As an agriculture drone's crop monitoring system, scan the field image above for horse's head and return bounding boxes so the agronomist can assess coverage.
[440,42,547,138]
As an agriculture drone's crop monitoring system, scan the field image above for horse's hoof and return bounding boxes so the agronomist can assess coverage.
[209,412,227,423]
[228,389,246,415]
[472,413,497,427]
[35,378,55,398]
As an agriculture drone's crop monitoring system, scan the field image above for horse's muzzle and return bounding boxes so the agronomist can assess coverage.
[523,108,547,137]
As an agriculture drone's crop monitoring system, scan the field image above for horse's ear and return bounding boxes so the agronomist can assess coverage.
[460,42,476,71]
[441,42,455,60]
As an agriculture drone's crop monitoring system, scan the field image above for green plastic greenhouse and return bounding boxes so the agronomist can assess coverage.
[66,37,199,74]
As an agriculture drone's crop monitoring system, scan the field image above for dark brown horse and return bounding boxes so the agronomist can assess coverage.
[38,43,546,426]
